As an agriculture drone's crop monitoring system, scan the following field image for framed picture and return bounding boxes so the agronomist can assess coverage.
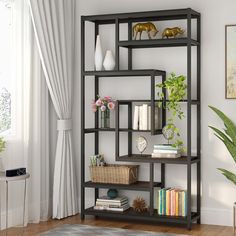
[225,25,236,99]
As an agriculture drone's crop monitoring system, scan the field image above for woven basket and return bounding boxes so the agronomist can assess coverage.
[90,164,139,185]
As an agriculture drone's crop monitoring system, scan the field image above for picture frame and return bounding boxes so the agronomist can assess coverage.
[225,25,236,99]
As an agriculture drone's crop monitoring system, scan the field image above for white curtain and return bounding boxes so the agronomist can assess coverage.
[29,0,78,219]
[15,0,51,224]
[0,0,50,228]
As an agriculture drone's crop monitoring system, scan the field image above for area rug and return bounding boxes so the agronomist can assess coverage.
[39,224,189,236]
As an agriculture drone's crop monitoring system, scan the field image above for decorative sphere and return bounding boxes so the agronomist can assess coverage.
[107,189,118,199]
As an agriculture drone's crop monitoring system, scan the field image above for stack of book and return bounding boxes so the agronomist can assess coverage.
[158,188,187,217]
[152,144,181,158]
[94,196,130,212]
[133,104,160,130]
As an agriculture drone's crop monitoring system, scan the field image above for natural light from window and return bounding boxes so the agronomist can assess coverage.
[0,0,13,135]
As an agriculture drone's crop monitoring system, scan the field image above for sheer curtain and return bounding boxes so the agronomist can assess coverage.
[0,0,50,228]
[29,0,78,219]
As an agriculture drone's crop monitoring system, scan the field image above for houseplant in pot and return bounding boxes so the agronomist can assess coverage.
[156,72,187,149]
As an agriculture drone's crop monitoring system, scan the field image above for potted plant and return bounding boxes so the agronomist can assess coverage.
[209,106,236,185]
[156,72,187,148]
[92,96,116,128]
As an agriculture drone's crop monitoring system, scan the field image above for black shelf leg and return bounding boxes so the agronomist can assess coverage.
[128,102,132,155]
[94,22,99,203]
[149,163,154,216]
[197,15,201,225]
[186,11,192,230]
[81,18,85,221]
[161,164,165,188]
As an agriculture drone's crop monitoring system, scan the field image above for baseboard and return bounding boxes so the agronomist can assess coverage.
[201,207,233,226]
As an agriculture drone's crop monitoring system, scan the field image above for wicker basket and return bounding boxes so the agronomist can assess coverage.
[90,164,139,185]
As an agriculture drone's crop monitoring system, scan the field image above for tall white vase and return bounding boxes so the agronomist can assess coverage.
[103,50,116,71]
[95,35,103,71]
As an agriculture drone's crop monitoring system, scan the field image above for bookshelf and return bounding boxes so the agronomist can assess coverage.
[81,8,201,230]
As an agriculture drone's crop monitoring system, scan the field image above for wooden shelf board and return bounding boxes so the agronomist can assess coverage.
[83,181,161,191]
[118,38,199,48]
[84,128,162,134]
[82,8,200,24]
[84,207,199,223]
[82,69,165,77]
[116,154,200,164]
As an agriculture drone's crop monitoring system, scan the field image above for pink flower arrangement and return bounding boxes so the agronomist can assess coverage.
[92,96,116,112]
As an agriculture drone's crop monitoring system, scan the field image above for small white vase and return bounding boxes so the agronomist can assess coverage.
[95,35,103,71]
[103,50,116,71]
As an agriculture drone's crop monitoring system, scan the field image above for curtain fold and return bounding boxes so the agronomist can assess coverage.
[0,0,50,227]
[28,0,78,219]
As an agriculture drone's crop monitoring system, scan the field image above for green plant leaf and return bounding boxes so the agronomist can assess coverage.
[209,126,236,164]
[217,168,236,185]
[209,106,236,144]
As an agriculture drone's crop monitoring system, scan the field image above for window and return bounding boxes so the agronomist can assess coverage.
[0,0,14,135]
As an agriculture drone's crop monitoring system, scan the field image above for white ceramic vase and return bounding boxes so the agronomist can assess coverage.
[103,50,115,71]
[95,35,103,71]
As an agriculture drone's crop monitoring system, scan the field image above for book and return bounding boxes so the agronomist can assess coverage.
[154,144,179,151]
[133,105,139,130]
[94,203,130,212]
[175,190,179,216]
[178,191,182,216]
[139,106,143,130]
[157,187,187,217]
[96,200,128,207]
[96,196,128,203]
[152,149,181,154]
[148,106,151,130]
[151,153,181,158]
[182,191,187,217]
[158,189,162,215]
[171,189,176,216]
[142,104,148,130]
[166,189,171,216]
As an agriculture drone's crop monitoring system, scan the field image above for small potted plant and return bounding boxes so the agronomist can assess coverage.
[156,72,187,149]
[92,96,116,128]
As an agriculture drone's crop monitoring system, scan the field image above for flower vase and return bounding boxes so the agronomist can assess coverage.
[101,109,110,128]
[103,50,115,71]
[95,35,103,71]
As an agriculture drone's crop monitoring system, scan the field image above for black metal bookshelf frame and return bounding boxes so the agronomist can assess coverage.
[81,8,201,230]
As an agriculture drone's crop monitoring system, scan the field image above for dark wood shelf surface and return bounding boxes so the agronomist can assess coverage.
[83,181,161,191]
[84,128,162,134]
[116,154,200,164]
[84,207,200,224]
[82,69,165,77]
[82,8,200,24]
[117,99,200,105]
[118,38,199,48]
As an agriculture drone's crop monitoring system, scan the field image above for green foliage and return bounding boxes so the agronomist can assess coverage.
[156,72,187,148]
[209,105,236,185]
[0,137,5,153]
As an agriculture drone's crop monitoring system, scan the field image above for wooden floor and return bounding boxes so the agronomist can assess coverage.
[0,214,233,236]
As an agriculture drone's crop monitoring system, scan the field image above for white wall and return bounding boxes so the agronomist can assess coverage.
[74,0,236,226]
